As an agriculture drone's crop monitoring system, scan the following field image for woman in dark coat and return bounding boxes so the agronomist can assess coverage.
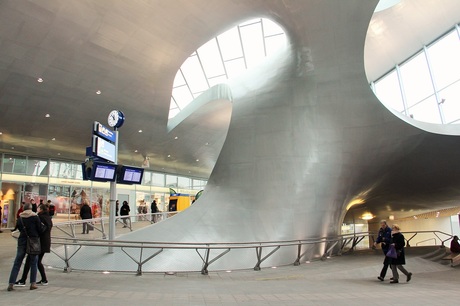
[120,201,130,228]
[389,224,413,283]
[16,203,53,286]
[80,202,92,234]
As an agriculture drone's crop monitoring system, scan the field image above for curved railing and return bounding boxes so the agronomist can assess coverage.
[37,222,455,275]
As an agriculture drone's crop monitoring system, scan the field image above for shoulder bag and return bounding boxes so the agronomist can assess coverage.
[20,217,41,255]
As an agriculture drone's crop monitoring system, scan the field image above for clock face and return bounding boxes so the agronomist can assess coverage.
[108,110,124,128]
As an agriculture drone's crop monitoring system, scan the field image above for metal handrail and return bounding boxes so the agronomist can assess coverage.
[416,238,436,246]
[47,229,455,275]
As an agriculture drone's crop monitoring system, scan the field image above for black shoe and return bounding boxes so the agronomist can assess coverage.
[406,272,412,282]
[390,277,394,280]
[14,280,25,287]
[390,279,399,284]
[37,280,48,286]
[377,276,384,281]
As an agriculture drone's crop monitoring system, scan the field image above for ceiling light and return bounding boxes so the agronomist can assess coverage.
[205,142,209,145]
[196,159,199,162]
[134,150,138,153]
[37,78,43,83]
[167,154,171,158]
[138,130,143,133]
[96,90,101,95]
[0,132,2,135]
[174,136,178,140]
[389,215,394,220]
[361,212,374,220]
[57,153,61,155]
[51,138,55,141]
[11,147,14,149]
[45,114,50,118]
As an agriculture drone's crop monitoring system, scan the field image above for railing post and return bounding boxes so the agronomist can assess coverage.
[294,242,302,266]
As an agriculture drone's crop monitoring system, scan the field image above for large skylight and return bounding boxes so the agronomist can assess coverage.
[169,18,287,118]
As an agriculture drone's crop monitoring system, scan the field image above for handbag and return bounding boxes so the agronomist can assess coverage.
[386,244,398,259]
[20,217,42,255]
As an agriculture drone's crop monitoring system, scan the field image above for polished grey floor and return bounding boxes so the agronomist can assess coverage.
[1,230,459,305]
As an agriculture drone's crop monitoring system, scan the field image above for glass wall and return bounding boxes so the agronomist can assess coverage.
[0,153,207,221]
[372,24,460,124]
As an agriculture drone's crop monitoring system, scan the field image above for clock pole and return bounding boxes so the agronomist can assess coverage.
[108,127,118,253]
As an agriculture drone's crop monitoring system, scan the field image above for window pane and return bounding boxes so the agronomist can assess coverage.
[28,159,48,176]
[166,175,177,188]
[439,80,460,123]
[374,71,404,112]
[407,95,441,124]
[208,75,227,87]
[177,176,191,189]
[428,30,460,90]
[181,55,209,93]
[399,52,434,107]
[225,58,246,79]
[240,23,265,67]
[197,38,225,78]
[265,34,287,56]
[152,173,165,186]
[172,70,186,87]
[217,27,243,60]
[172,85,193,109]
[262,18,284,36]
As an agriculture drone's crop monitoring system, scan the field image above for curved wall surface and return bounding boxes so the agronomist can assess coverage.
[45,0,460,272]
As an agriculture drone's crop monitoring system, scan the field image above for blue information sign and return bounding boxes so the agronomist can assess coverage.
[93,121,116,143]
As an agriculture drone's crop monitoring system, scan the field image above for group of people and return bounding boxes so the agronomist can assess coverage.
[374,220,412,284]
[7,199,53,291]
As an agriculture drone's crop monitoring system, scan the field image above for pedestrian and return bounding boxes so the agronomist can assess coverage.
[389,224,413,283]
[31,199,37,213]
[79,202,92,234]
[450,235,460,253]
[47,200,56,218]
[120,201,130,228]
[15,203,53,286]
[374,220,392,281]
[151,200,158,223]
[7,202,44,291]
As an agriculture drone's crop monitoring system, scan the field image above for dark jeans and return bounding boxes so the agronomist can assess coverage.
[8,244,38,284]
[82,221,92,233]
[19,253,47,282]
[380,249,390,278]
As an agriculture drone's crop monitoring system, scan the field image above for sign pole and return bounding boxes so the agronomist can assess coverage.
[108,129,118,253]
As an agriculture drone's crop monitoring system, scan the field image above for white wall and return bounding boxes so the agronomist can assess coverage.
[396,217,455,247]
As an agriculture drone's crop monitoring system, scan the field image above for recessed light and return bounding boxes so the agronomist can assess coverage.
[0,132,2,135]
[96,90,101,95]
[52,138,56,141]
[138,130,143,133]
[205,142,209,145]
[196,159,199,162]
[134,150,138,153]
[37,78,43,83]
[45,114,50,118]
[174,136,178,140]
[57,153,61,155]
[167,154,171,158]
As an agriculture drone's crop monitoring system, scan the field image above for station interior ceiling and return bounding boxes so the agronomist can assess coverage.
[1,0,460,225]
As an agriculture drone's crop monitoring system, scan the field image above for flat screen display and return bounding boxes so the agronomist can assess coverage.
[93,136,116,163]
[91,162,117,182]
[117,166,144,184]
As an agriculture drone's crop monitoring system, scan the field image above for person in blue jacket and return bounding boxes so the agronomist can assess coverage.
[374,220,392,281]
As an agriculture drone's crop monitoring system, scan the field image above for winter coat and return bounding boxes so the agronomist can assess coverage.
[38,211,53,253]
[376,226,392,252]
[390,232,406,265]
[16,210,45,247]
[151,201,158,213]
[80,204,92,220]
[120,203,130,216]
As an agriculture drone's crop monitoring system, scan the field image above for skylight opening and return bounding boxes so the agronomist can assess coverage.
[169,18,287,119]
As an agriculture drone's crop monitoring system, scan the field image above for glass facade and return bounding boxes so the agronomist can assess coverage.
[372,24,460,124]
[0,153,207,225]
